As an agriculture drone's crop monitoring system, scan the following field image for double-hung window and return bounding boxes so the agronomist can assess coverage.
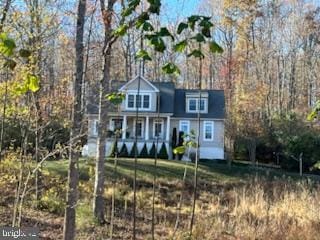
[143,95,150,109]
[126,93,151,110]
[199,99,206,111]
[179,120,190,135]
[128,94,135,108]
[189,99,197,111]
[203,121,214,141]
[187,98,208,113]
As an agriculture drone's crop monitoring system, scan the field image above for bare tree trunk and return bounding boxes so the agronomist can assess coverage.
[173,160,189,237]
[93,0,116,224]
[63,0,86,239]
[0,1,15,158]
[151,53,161,239]
[0,69,8,162]
[0,0,12,32]
[247,138,256,165]
[82,0,97,115]
[190,45,203,235]
[33,0,43,206]
[12,127,28,227]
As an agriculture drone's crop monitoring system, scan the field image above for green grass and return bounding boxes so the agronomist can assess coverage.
[43,158,320,184]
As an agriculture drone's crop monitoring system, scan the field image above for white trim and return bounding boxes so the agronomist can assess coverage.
[186,98,208,113]
[171,117,224,120]
[187,98,197,112]
[125,93,152,111]
[93,119,98,136]
[166,116,170,141]
[203,121,214,141]
[145,116,149,140]
[179,120,190,135]
[122,115,127,140]
[125,89,156,93]
[186,92,209,98]
[119,76,160,92]
[133,118,144,138]
[126,93,135,109]
[153,119,164,139]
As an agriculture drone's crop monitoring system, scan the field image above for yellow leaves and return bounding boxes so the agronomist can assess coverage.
[58,33,71,46]
[221,16,235,28]
[233,80,269,136]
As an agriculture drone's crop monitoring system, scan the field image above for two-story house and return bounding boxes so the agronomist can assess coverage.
[84,76,225,160]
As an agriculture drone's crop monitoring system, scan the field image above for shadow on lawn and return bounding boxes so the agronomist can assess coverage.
[45,157,320,188]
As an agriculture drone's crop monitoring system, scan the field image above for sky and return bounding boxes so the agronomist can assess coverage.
[161,0,200,20]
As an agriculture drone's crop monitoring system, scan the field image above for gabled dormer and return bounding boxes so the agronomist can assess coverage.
[119,76,159,112]
[185,92,208,113]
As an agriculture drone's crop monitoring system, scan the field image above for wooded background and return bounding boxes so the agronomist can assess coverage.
[0,0,320,239]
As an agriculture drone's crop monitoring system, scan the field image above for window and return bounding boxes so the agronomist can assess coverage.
[199,99,206,111]
[93,120,98,136]
[136,95,142,108]
[126,93,151,110]
[110,118,123,131]
[187,98,208,113]
[143,95,150,108]
[128,94,134,108]
[134,119,144,138]
[203,121,214,141]
[179,120,190,135]
[189,99,197,111]
[153,119,163,138]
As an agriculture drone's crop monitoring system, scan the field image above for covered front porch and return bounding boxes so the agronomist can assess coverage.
[108,114,172,142]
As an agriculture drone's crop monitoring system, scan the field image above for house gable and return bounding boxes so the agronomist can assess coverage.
[119,76,159,92]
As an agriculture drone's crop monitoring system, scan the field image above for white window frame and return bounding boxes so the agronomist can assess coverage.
[133,118,144,138]
[143,94,150,109]
[93,119,98,136]
[203,121,214,141]
[179,120,190,135]
[126,92,152,111]
[127,94,135,108]
[199,99,207,112]
[153,119,164,139]
[186,98,208,113]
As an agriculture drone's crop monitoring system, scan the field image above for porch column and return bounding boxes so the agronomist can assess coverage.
[145,116,149,140]
[122,115,127,140]
[166,116,170,141]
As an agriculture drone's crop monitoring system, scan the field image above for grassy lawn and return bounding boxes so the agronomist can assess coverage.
[43,157,320,184]
[39,158,320,239]
[2,158,319,239]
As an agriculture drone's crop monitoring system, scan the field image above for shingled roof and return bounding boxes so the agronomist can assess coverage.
[172,89,225,119]
[87,80,225,119]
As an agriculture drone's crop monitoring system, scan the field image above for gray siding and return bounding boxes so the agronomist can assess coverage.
[170,119,224,148]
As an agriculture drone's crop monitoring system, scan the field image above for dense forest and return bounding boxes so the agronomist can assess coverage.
[0,0,319,239]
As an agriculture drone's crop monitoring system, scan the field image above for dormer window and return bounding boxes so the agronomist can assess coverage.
[186,98,208,113]
[126,93,151,110]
